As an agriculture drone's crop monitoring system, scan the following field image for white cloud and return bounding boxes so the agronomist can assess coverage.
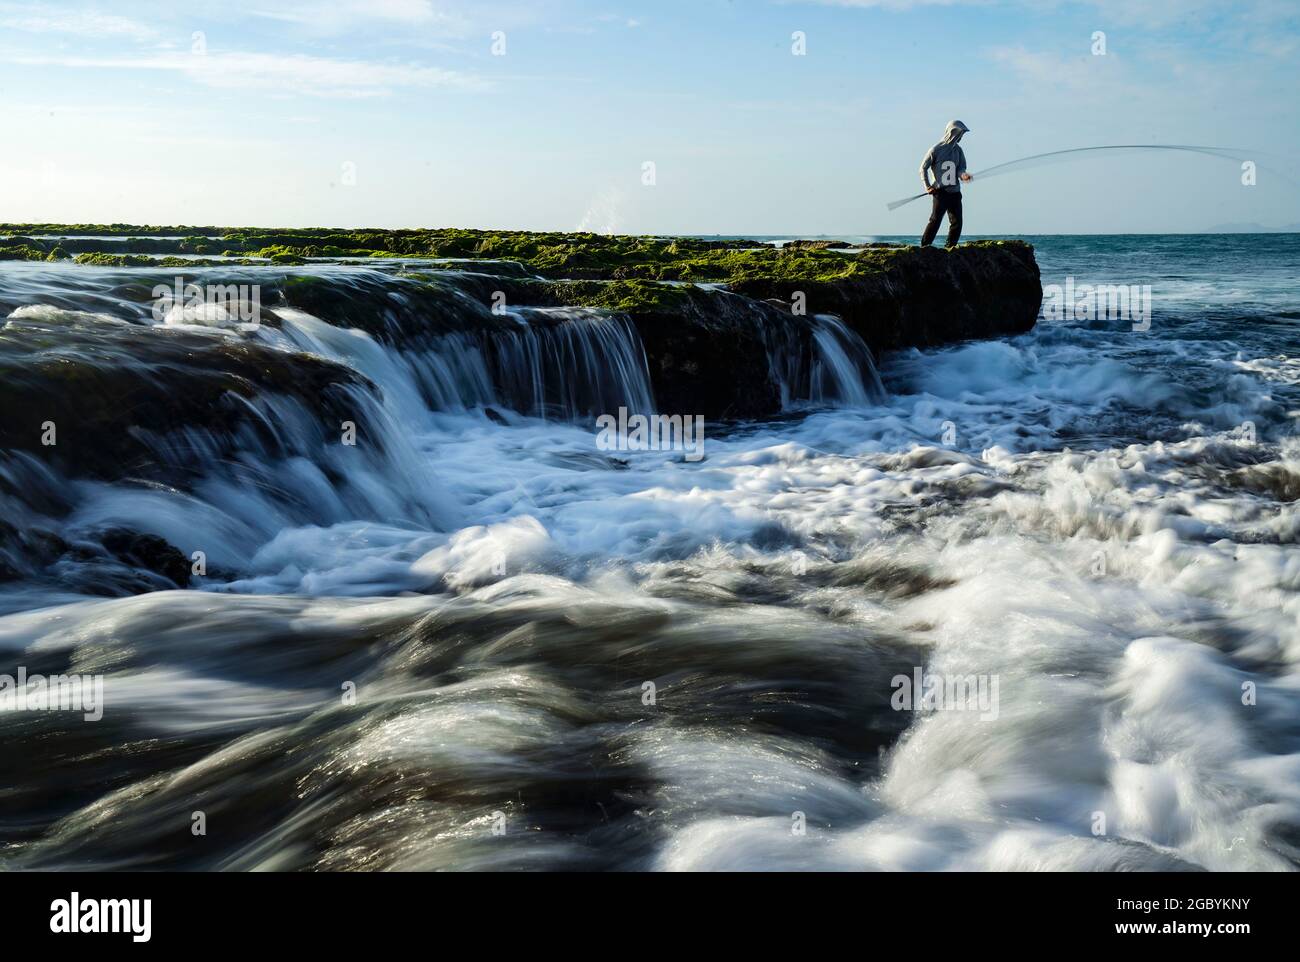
[988,44,1107,91]
[250,0,471,36]
[0,4,158,41]
[788,0,1293,24]
[3,50,480,98]
[351,0,442,21]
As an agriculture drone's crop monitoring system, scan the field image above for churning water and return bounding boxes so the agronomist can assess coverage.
[1,234,1297,871]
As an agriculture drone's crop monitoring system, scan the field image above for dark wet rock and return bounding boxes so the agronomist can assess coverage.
[0,522,68,582]
[425,259,535,278]
[0,313,369,484]
[98,528,191,587]
[624,289,786,420]
[199,245,1043,423]
[0,518,190,595]
[730,241,1041,353]
[278,270,517,342]
[489,243,1040,418]
[0,242,1043,428]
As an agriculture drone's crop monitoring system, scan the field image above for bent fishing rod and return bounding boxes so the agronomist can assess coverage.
[887,144,1257,211]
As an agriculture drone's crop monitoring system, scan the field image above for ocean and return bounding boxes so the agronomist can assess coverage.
[1,233,1297,870]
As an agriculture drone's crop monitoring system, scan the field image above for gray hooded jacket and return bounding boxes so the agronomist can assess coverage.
[920,120,969,193]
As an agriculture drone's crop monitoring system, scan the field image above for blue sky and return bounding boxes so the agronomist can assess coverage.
[2,0,1297,233]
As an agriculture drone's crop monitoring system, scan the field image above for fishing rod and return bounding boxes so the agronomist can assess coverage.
[886,144,1255,211]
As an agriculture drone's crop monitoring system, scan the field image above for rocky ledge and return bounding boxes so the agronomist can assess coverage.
[1,226,1043,423]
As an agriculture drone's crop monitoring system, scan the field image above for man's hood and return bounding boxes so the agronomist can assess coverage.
[941,120,970,145]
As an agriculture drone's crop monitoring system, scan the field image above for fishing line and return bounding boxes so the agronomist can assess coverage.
[886,144,1257,211]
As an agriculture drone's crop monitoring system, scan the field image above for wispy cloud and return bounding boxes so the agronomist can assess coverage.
[250,0,472,36]
[789,0,1252,33]
[3,50,480,98]
[0,3,158,42]
[988,44,1113,92]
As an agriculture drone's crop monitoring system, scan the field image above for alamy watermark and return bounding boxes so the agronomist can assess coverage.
[1042,275,1151,331]
[596,407,706,462]
[50,893,150,942]
[0,667,104,721]
[152,277,262,330]
[890,667,999,721]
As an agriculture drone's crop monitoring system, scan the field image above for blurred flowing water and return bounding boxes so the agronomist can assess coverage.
[1,234,1298,871]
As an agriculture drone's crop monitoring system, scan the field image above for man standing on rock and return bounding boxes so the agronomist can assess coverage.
[919,120,973,247]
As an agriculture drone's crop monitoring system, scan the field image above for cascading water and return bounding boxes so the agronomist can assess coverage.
[808,315,887,407]
[734,287,885,410]
[0,265,881,609]
[167,270,666,420]
[481,308,656,419]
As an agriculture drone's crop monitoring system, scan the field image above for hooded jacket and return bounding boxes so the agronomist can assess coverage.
[920,120,969,193]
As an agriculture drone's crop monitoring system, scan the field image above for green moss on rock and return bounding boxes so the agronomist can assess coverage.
[73,252,153,267]
[540,279,693,312]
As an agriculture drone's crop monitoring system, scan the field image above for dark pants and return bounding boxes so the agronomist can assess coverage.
[921,190,963,247]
